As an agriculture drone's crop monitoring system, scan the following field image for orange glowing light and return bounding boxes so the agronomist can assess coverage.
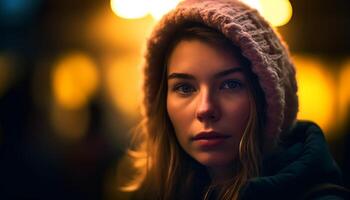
[52,52,99,110]
[294,55,336,132]
[88,11,155,51]
[104,55,142,118]
[338,60,350,125]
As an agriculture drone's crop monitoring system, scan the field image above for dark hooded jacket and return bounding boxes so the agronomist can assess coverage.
[238,120,346,200]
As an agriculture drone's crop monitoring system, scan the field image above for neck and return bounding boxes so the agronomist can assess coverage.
[207,165,234,185]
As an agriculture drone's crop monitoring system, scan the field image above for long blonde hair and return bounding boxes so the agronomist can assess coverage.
[119,24,266,200]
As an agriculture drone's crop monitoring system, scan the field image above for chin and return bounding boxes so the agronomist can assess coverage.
[194,152,235,168]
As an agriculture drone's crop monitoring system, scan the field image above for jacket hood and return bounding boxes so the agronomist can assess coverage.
[142,0,298,141]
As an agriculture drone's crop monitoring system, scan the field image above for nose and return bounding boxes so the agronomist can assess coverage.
[196,89,220,123]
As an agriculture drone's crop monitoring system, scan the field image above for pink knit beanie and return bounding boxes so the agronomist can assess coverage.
[142,0,298,141]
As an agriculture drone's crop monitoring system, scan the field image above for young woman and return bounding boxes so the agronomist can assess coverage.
[118,0,347,199]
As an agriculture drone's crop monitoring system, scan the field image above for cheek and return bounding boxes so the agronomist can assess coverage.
[166,96,193,140]
[222,95,251,131]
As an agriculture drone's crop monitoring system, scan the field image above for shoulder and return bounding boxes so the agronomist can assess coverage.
[239,120,347,200]
[281,120,323,144]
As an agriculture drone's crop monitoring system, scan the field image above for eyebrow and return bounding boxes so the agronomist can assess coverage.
[167,67,244,80]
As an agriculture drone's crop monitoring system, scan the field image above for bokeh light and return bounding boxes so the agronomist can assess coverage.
[242,0,293,27]
[110,0,291,26]
[259,0,292,27]
[110,0,149,19]
[88,10,155,51]
[339,60,350,126]
[241,0,262,11]
[110,0,182,20]
[294,55,336,132]
[52,52,99,110]
[104,55,142,118]
[149,0,181,20]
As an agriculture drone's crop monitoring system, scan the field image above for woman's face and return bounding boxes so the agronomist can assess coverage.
[166,39,250,169]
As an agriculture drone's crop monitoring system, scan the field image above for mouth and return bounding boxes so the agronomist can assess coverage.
[192,131,231,140]
[191,131,232,148]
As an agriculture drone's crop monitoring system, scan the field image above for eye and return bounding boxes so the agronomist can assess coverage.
[173,83,196,95]
[220,80,243,90]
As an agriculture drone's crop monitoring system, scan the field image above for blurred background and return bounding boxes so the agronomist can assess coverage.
[0,0,349,199]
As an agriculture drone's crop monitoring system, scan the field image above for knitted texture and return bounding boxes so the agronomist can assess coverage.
[142,0,298,140]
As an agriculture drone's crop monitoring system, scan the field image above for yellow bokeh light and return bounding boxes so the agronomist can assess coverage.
[242,0,292,27]
[259,0,292,27]
[338,60,350,125]
[104,55,142,118]
[110,0,149,19]
[110,0,181,20]
[294,55,336,132]
[149,0,181,20]
[241,0,262,11]
[110,0,292,26]
[52,52,99,110]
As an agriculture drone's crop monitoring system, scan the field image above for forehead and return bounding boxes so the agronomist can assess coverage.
[167,40,244,76]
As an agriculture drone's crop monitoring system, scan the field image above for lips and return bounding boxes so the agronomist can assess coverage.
[192,131,231,140]
[191,131,231,148]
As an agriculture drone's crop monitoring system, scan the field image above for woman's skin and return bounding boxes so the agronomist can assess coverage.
[166,39,251,183]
